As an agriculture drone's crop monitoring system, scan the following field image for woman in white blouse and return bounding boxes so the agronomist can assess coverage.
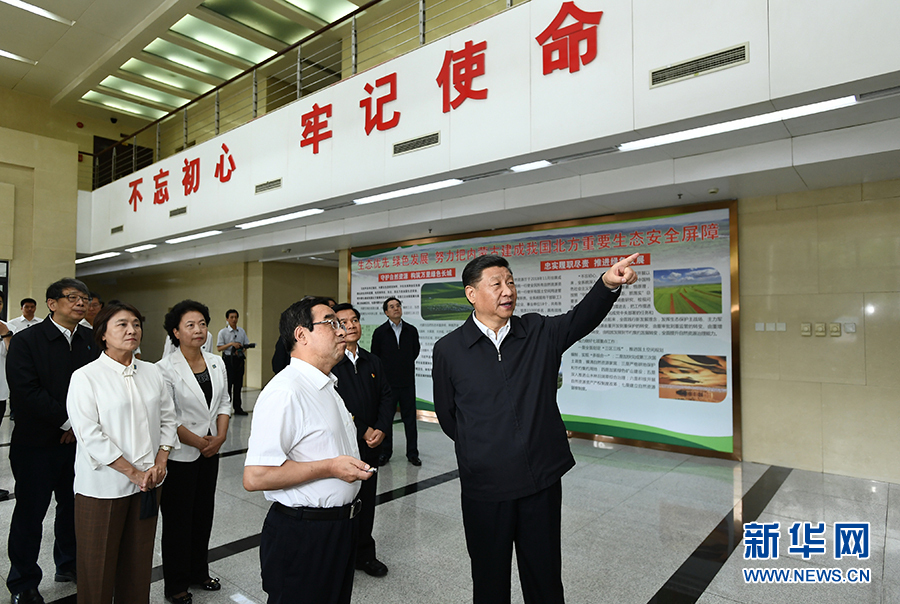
[156,300,232,604]
[67,300,177,604]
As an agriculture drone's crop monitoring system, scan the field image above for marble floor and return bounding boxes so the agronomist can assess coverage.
[0,389,895,603]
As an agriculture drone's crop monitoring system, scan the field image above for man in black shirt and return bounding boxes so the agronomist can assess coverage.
[332,304,394,578]
[432,254,638,604]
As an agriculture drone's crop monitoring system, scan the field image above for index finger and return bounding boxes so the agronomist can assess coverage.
[618,253,639,267]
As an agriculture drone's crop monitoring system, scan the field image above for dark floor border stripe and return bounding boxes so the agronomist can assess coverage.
[47,468,460,604]
[219,448,248,459]
[647,465,792,603]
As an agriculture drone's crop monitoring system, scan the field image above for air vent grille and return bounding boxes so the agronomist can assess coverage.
[110,225,123,234]
[169,207,187,217]
[393,132,440,156]
[255,178,282,194]
[651,43,749,88]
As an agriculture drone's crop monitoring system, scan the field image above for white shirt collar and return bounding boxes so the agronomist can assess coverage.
[99,351,137,374]
[344,346,359,365]
[471,312,510,350]
[290,356,338,390]
[50,316,74,343]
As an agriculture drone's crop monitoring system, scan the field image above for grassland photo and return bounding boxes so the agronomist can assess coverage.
[421,282,471,321]
[653,267,722,314]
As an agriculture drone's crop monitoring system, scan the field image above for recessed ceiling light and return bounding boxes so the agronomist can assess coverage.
[354,179,463,205]
[165,230,222,244]
[1,0,74,26]
[510,160,552,172]
[0,48,36,65]
[236,208,324,229]
[75,252,121,264]
[125,244,157,253]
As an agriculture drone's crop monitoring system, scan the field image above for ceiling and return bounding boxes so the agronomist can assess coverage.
[0,0,363,121]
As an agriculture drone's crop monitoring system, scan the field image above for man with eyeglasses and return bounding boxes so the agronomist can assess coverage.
[244,297,373,604]
[331,303,394,578]
[6,278,101,604]
[78,292,103,328]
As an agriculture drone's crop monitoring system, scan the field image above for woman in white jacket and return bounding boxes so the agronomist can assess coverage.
[157,300,232,604]
[67,300,177,604]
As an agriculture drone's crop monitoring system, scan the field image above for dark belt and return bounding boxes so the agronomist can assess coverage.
[273,499,361,521]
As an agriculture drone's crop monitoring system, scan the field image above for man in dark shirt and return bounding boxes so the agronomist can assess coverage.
[6,278,101,604]
[332,304,394,578]
[370,297,421,466]
[432,253,638,604]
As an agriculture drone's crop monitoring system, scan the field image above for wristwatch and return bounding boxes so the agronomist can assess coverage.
[159,445,174,453]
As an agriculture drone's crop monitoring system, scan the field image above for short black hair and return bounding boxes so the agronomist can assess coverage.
[225,309,239,319]
[164,300,211,346]
[333,302,360,321]
[93,300,144,351]
[324,297,337,308]
[462,255,511,288]
[382,297,401,312]
[279,297,332,353]
[20,298,36,307]
[89,292,103,304]
[46,278,90,302]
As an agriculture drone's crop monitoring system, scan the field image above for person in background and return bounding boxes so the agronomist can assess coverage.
[243,297,372,604]
[157,300,231,604]
[6,279,100,604]
[0,292,12,500]
[7,298,41,333]
[79,293,103,328]
[370,297,421,466]
[332,303,394,578]
[432,254,638,604]
[67,300,177,604]
[216,309,250,415]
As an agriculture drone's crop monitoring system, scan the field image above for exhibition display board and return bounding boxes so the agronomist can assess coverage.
[351,201,740,458]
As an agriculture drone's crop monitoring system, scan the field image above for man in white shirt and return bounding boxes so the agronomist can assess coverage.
[77,292,102,329]
[7,298,41,333]
[0,292,13,500]
[216,309,250,415]
[243,297,373,604]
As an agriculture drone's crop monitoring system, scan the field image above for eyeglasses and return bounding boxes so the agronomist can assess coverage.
[311,319,346,331]
[60,294,91,304]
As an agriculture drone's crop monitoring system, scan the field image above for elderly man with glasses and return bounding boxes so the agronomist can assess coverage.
[6,278,101,604]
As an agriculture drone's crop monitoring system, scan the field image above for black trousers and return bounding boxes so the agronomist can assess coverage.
[223,354,245,412]
[355,462,378,564]
[461,480,564,604]
[380,386,418,459]
[160,454,219,596]
[259,504,359,604]
[6,444,77,594]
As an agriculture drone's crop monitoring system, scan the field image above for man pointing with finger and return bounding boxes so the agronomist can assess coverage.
[243,297,373,604]
[432,253,639,604]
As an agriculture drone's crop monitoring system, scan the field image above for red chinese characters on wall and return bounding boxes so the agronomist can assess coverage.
[535,2,603,75]
[360,73,401,135]
[436,40,488,113]
[215,144,236,182]
[153,169,169,205]
[301,103,333,154]
[182,158,200,196]
[128,178,143,213]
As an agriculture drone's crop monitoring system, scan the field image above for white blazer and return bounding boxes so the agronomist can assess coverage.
[156,348,231,462]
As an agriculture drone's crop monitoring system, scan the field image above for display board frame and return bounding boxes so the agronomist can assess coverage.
[349,200,741,461]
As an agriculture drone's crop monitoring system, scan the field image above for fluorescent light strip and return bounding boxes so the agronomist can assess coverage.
[618,96,858,152]
[75,252,121,265]
[125,244,157,253]
[165,230,222,244]
[236,208,324,229]
[0,48,36,65]
[1,0,74,25]
[354,179,463,205]
[510,160,552,173]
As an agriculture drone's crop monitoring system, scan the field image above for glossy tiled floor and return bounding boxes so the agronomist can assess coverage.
[0,390,895,603]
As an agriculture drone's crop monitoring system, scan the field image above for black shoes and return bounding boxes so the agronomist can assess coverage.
[377,454,391,465]
[234,409,248,416]
[54,570,76,583]
[10,589,44,604]
[0,488,9,501]
[196,578,221,591]
[356,559,388,577]
[408,456,422,466]
[166,592,193,604]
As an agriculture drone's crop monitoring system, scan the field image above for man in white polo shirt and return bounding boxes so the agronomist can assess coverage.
[243,297,373,604]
